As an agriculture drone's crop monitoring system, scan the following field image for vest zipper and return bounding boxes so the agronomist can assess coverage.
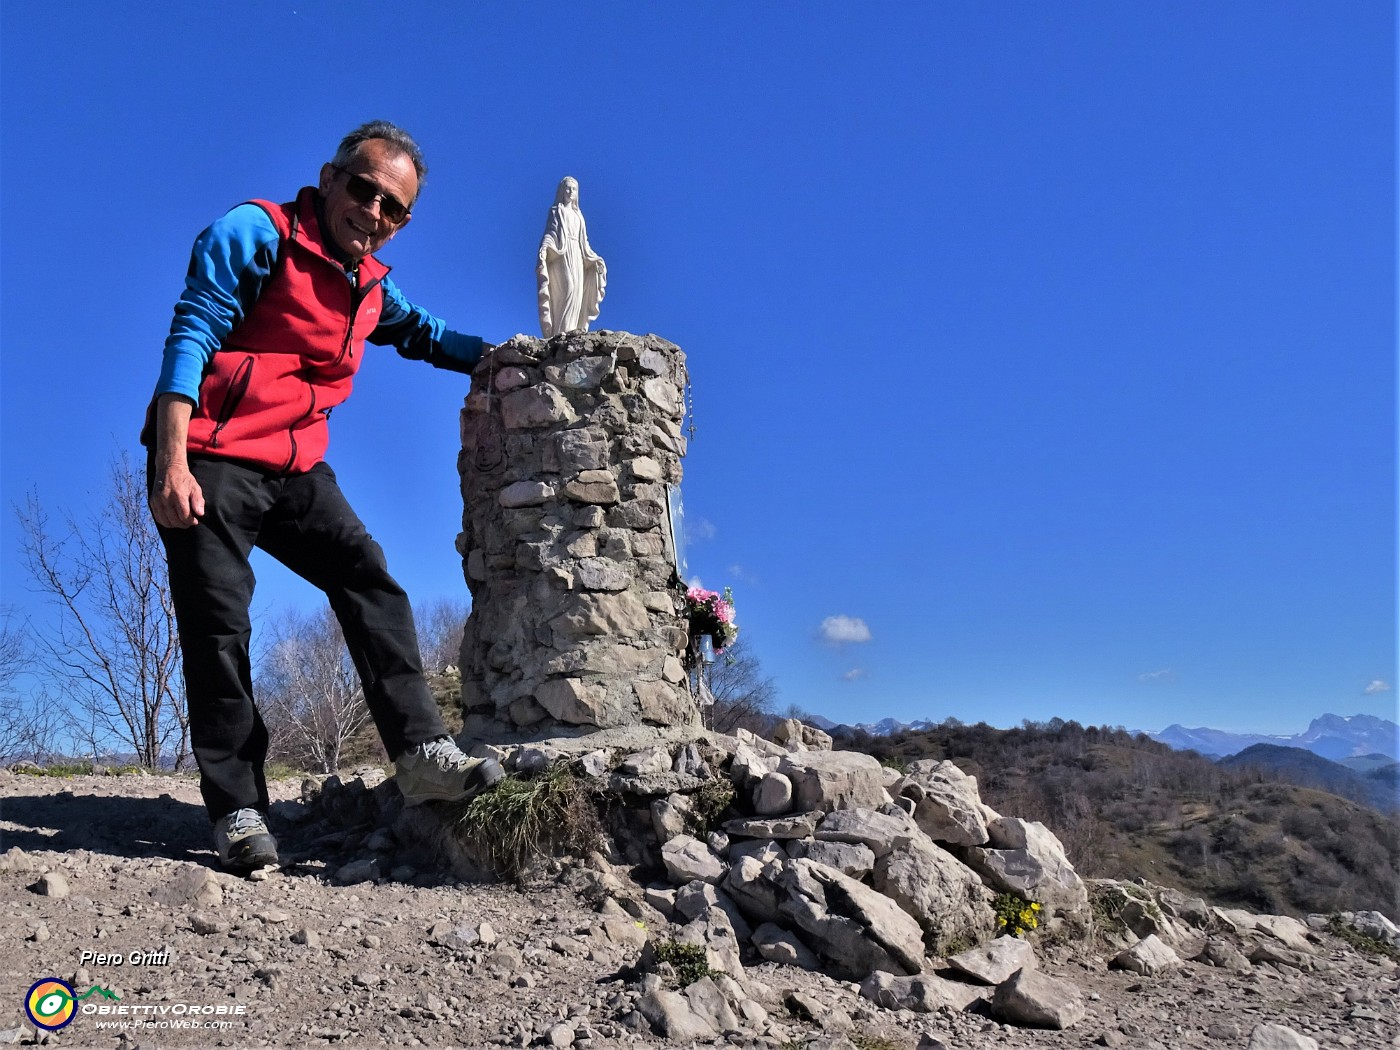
[334,274,384,367]
[208,356,255,448]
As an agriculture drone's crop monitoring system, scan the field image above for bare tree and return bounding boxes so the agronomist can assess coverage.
[698,637,779,734]
[0,608,63,764]
[413,596,469,673]
[15,453,188,769]
[258,604,372,774]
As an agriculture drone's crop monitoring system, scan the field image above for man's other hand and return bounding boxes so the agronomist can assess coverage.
[150,463,205,528]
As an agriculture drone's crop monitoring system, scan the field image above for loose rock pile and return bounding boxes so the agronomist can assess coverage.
[286,719,1399,1047]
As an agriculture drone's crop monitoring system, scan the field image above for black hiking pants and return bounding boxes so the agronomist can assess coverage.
[155,454,447,822]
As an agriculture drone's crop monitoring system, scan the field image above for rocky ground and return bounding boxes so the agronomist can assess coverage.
[2,765,1397,1050]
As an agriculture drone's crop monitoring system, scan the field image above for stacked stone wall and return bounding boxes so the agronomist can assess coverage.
[457,331,697,739]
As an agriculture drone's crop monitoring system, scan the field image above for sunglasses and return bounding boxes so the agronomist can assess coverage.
[332,166,411,224]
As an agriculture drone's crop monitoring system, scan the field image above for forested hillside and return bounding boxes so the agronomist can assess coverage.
[837,719,1399,922]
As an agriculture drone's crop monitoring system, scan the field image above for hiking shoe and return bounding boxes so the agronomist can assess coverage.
[395,737,504,807]
[213,808,279,874]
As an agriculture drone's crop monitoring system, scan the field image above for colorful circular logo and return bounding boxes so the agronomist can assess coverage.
[25,978,76,1030]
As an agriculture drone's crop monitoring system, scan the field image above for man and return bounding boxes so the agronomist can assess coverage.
[143,121,502,875]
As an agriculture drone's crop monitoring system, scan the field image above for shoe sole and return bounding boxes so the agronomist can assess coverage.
[400,757,505,807]
[221,833,279,875]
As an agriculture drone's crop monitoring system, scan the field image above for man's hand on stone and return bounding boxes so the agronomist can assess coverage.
[150,463,206,529]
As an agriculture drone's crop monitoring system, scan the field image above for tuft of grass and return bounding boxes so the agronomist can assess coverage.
[652,939,724,988]
[940,934,974,957]
[877,755,910,775]
[454,763,601,881]
[851,1034,903,1050]
[264,761,307,781]
[11,762,97,777]
[1326,914,1400,961]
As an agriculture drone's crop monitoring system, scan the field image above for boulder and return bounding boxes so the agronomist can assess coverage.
[682,976,739,1034]
[947,936,1037,986]
[661,836,724,885]
[724,812,822,840]
[729,839,785,867]
[773,718,834,751]
[751,922,822,970]
[1347,910,1400,948]
[778,751,889,813]
[636,988,717,1042]
[776,858,926,980]
[675,881,753,943]
[814,806,922,857]
[1247,941,1320,972]
[1195,937,1252,973]
[896,760,990,846]
[990,968,1086,1030]
[677,907,746,983]
[1109,934,1182,976]
[961,817,1088,915]
[1157,886,1215,929]
[727,742,775,788]
[752,772,794,816]
[723,855,784,924]
[650,793,693,843]
[1214,910,1315,953]
[1247,1024,1320,1050]
[860,971,987,1013]
[786,839,876,879]
[872,837,994,953]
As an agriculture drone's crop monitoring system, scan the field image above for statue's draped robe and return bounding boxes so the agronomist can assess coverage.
[537,203,606,337]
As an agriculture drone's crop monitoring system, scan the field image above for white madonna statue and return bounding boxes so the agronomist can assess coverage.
[536,176,607,338]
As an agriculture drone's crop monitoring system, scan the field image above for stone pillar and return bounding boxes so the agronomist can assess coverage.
[456,331,698,739]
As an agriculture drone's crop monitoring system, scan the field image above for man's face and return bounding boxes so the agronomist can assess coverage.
[317,139,418,260]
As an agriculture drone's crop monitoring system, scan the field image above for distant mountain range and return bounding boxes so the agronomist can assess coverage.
[806,715,936,737]
[1149,713,1398,762]
[810,711,1398,764]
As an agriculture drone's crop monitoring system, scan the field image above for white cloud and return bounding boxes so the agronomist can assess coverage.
[688,518,717,542]
[1138,669,1177,684]
[820,615,872,645]
[726,564,757,584]
[1364,679,1392,695]
[842,668,866,682]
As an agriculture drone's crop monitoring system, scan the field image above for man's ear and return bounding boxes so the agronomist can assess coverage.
[318,163,335,195]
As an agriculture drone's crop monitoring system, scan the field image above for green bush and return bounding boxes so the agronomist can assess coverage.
[652,939,724,987]
[686,779,735,836]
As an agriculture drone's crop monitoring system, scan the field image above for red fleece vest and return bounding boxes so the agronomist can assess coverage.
[184,187,390,473]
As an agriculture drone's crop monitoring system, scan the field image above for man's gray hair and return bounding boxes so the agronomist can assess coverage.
[332,121,427,198]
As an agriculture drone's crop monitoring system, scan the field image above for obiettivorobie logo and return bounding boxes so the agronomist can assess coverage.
[24,978,120,1030]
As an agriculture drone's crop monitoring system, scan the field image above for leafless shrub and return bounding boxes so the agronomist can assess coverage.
[413,596,469,673]
[14,453,188,769]
[697,636,779,735]
[258,605,373,774]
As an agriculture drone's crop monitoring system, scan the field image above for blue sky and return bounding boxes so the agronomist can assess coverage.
[1,2,1394,736]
